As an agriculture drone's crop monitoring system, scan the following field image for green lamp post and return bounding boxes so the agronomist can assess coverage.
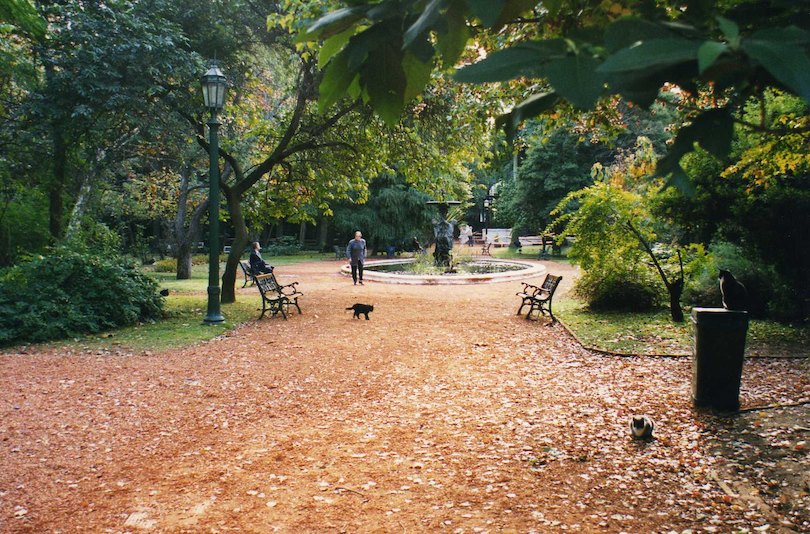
[201,62,227,325]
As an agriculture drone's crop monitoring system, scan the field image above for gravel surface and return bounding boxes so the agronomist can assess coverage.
[1,260,807,533]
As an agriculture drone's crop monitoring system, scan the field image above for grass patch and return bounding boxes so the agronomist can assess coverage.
[58,294,260,352]
[147,252,329,293]
[556,296,809,358]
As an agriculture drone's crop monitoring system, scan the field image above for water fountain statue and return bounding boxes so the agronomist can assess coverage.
[426,200,461,269]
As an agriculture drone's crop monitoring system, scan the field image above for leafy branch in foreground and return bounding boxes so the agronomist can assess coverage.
[303,0,810,186]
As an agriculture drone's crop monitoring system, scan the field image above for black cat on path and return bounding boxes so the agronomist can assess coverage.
[346,303,374,320]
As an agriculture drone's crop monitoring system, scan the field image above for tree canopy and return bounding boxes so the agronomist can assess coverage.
[304,0,810,187]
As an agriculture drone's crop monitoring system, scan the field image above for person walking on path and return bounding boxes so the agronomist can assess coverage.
[346,231,366,285]
[249,242,274,275]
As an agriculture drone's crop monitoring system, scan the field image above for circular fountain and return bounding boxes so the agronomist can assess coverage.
[342,257,545,285]
[341,199,544,284]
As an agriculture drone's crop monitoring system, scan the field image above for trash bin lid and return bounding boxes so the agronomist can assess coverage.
[691,307,748,326]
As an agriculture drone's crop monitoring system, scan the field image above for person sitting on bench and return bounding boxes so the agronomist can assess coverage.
[249,242,274,275]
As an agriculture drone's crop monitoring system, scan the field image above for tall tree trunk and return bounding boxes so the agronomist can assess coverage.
[220,186,249,304]
[50,128,66,240]
[177,241,193,279]
[626,221,686,323]
[298,221,307,244]
[65,170,93,240]
[318,217,329,250]
[172,166,208,280]
[668,279,685,322]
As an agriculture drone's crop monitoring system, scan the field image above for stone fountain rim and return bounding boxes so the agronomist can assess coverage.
[340,257,547,285]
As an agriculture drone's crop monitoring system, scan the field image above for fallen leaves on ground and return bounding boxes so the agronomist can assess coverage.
[0,260,807,532]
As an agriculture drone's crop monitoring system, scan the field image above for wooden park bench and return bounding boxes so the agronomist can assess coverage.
[239,260,255,288]
[516,274,563,323]
[254,272,303,320]
[480,242,492,256]
[517,235,558,257]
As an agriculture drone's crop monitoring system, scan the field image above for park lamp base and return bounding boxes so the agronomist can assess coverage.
[203,314,225,325]
[203,285,225,325]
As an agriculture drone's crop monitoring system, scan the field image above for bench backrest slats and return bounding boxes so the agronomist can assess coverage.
[541,274,562,293]
[255,273,281,293]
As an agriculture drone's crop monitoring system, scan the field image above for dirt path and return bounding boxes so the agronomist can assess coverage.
[1,260,807,533]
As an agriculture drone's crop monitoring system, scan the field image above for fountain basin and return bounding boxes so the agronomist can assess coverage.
[341,258,546,285]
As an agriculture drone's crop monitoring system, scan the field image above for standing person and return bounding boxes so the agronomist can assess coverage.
[249,242,274,275]
[346,231,366,285]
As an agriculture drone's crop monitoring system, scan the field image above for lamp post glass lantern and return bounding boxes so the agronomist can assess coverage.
[483,195,493,242]
[202,62,227,325]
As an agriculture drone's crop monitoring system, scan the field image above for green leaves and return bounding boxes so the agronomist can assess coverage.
[319,50,356,113]
[454,40,566,83]
[298,6,367,42]
[598,39,701,73]
[656,108,734,187]
[454,39,603,109]
[742,33,810,102]
[0,0,46,40]
[362,38,407,125]
[496,92,560,140]
[403,0,445,47]
[697,41,727,74]
[604,18,676,53]
[467,0,503,27]
[435,0,469,68]
[544,55,604,109]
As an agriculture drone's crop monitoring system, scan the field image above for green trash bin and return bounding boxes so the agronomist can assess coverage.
[691,307,749,412]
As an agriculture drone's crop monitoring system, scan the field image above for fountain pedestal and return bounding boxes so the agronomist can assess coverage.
[427,201,460,269]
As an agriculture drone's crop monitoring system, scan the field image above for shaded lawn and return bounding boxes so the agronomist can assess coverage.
[55,295,259,352]
[150,252,329,293]
[556,297,810,358]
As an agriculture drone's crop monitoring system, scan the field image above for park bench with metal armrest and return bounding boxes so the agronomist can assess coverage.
[254,272,303,319]
[516,274,563,323]
[239,260,256,288]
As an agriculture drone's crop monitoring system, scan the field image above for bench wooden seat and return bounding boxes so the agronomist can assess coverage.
[516,274,563,323]
[333,245,347,260]
[239,260,255,288]
[480,242,492,256]
[254,273,302,319]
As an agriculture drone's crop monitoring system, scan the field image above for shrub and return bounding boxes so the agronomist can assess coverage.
[683,241,795,319]
[0,250,164,345]
[152,258,176,272]
[264,236,302,256]
[575,264,664,312]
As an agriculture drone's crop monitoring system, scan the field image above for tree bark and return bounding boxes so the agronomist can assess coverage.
[318,217,329,250]
[626,221,685,323]
[220,184,250,304]
[298,221,307,245]
[176,242,193,279]
[172,166,208,280]
[668,279,685,322]
[49,127,66,240]
[65,175,91,240]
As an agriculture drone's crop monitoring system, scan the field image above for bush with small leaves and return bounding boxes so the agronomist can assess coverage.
[0,250,164,345]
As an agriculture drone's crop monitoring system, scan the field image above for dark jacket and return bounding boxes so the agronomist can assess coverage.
[346,238,366,266]
[249,249,273,274]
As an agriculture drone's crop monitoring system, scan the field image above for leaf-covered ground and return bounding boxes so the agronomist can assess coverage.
[1,260,807,533]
